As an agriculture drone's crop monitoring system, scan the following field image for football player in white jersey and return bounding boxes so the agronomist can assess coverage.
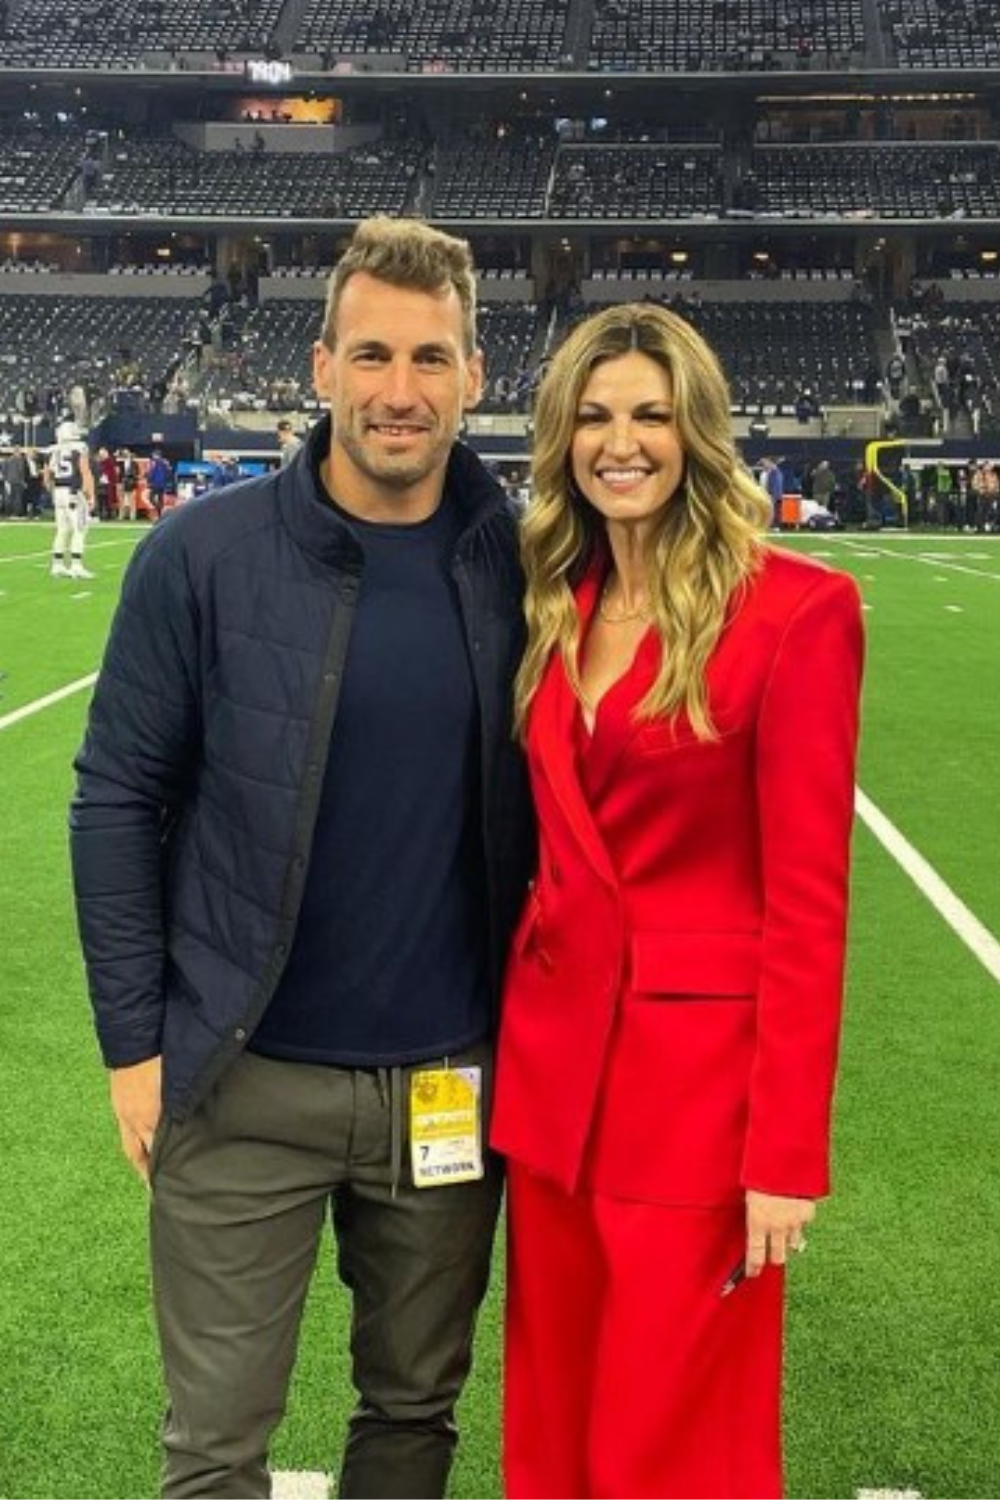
[45,420,96,579]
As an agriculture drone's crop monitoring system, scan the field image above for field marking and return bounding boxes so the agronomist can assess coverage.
[0,672,97,732]
[829,539,1000,583]
[856,1490,923,1498]
[944,604,964,613]
[856,787,1000,988]
[0,537,141,565]
[272,1472,330,1499]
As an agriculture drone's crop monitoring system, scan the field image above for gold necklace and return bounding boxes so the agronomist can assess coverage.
[598,581,653,624]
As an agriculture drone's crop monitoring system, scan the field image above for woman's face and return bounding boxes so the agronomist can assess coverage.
[570,350,686,531]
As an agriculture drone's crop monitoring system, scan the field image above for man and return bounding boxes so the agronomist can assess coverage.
[146,449,173,519]
[94,445,118,522]
[2,444,29,517]
[759,455,785,528]
[276,416,303,466]
[117,448,139,519]
[45,419,96,578]
[70,217,534,1500]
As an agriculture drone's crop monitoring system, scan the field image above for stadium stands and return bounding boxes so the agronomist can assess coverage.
[0,128,82,213]
[908,301,1000,434]
[588,0,866,71]
[8,121,1000,228]
[1,0,998,465]
[568,294,880,412]
[0,0,283,67]
[295,0,573,70]
[0,291,204,417]
[87,137,423,219]
[550,145,724,219]
[746,143,1000,219]
[429,133,556,219]
[878,0,1000,69]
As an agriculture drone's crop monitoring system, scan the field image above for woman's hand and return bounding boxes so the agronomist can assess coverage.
[744,1190,815,1277]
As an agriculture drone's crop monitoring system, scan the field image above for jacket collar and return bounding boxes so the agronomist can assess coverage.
[531,568,619,890]
[276,414,507,572]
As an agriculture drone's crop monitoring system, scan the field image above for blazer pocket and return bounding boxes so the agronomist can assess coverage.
[630,930,760,999]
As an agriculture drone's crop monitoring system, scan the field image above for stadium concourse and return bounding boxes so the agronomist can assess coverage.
[2,2,1000,1498]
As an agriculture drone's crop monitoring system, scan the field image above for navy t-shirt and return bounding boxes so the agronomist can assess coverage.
[250,489,490,1066]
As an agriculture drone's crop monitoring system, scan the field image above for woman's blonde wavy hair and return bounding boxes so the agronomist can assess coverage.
[513,301,772,741]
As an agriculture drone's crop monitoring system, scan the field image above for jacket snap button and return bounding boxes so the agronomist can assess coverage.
[234,1027,246,1041]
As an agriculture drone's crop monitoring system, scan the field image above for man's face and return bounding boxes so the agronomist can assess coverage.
[313,272,483,512]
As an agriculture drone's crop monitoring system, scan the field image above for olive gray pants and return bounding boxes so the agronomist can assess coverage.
[150,1042,501,1499]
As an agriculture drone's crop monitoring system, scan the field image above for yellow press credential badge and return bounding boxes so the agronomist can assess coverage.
[409,1066,483,1188]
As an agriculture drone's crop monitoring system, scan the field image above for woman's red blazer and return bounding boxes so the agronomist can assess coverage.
[492,547,865,1206]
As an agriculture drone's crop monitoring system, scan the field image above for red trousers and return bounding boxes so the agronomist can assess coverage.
[504,1163,785,1499]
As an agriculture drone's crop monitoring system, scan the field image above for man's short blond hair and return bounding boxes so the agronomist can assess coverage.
[321,216,478,354]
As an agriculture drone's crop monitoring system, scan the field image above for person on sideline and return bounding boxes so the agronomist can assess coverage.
[45,419,96,578]
[146,448,173,519]
[491,302,864,1500]
[276,416,303,466]
[117,447,140,519]
[69,216,534,1500]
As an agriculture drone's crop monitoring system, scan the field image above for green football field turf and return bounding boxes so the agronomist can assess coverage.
[2,519,999,1499]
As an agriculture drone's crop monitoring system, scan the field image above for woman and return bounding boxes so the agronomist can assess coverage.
[492,303,864,1500]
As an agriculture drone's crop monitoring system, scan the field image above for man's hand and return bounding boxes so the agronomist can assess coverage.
[109,1056,163,1183]
[745,1189,816,1277]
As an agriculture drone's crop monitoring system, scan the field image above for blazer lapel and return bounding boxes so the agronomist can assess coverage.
[530,574,619,890]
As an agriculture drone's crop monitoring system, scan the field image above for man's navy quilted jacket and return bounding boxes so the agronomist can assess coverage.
[69,418,535,1120]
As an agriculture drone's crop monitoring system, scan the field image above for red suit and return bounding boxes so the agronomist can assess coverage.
[492,547,865,1499]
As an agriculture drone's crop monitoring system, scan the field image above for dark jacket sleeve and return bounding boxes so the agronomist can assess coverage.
[69,529,202,1068]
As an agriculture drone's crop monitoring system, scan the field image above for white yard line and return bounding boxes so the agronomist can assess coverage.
[0,537,141,565]
[856,788,1000,988]
[827,538,1000,582]
[0,673,97,732]
[789,531,1000,544]
[856,1489,923,1498]
[271,1471,330,1499]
